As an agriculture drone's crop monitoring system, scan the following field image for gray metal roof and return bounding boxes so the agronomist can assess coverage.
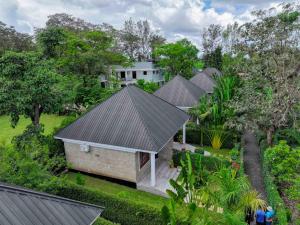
[114,62,158,70]
[0,183,103,225]
[190,71,216,94]
[203,67,222,77]
[55,86,189,152]
[153,75,206,108]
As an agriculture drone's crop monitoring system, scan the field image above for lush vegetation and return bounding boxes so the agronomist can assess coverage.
[0,115,66,144]
[66,172,167,209]
[163,152,265,224]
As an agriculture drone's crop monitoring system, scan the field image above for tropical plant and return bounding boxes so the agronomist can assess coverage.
[206,127,228,150]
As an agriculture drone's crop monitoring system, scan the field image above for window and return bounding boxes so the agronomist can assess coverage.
[132,71,137,79]
[120,71,126,79]
[139,152,149,169]
[143,71,147,75]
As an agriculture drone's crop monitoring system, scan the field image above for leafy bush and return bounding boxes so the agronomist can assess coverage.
[76,173,86,186]
[93,217,119,225]
[45,181,165,225]
[172,150,230,171]
[195,148,205,155]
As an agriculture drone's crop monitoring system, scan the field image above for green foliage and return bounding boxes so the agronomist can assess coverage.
[136,79,159,93]
[195,148,205,155]
[262,146,289,225]
[75,173,86,186]
[154,38,199,79]
[203,46,223,71]
[45,182,165,225]
[0,51,63,127]
[206,127,228,150]
[93,217,119,225]
[265,141,300,184]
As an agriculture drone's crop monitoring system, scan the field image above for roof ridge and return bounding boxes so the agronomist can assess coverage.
[126,86,159,151]
[178,75,206,99]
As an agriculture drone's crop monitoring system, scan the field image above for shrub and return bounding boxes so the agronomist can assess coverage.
[93,217,119,225]
[172,150,230,171]
[195,148,205,155]
[262,145,289,225]
[76,173,86,186]
[45,181,165,225]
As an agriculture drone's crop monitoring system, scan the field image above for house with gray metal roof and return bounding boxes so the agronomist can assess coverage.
[190,71,216,94]
[0,182,103,225]
[203,67,222,77]
[112,61,164,87]
[55,86,189,195]
[154,75,206,110]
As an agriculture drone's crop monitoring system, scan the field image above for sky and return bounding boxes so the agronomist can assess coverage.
[0,0,286,47]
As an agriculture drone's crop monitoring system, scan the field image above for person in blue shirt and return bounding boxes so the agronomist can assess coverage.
[265,206,275,225]
[255,208,265,225]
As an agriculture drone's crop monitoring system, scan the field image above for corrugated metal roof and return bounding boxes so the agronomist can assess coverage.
[153,75,206,108]
[0,183,103,225]
[113,62,158,70]
[55,86,189,152]
[190,71,216,94]
[203,67,222,77]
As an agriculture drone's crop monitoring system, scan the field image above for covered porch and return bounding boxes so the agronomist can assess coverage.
[137,158,179,197]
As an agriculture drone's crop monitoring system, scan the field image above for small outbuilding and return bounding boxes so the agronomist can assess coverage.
[0,182,103,225]
[55,86,189,191]
[153,75,206,110]
[190,71,216,94]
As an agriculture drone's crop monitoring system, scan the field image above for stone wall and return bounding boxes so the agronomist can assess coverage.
[64,142,138,182]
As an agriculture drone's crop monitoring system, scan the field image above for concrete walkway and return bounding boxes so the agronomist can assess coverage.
[242,131,267,200]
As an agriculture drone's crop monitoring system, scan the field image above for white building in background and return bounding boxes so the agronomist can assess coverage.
[113,62,165,87]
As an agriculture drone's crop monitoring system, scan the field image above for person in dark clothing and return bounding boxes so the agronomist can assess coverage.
[245,208,254,225]
[255,208,265,225]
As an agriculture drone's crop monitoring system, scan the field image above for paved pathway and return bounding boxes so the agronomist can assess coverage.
[242,131,267,200]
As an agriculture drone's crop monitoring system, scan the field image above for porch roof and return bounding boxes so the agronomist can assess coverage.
[55,86,189,153]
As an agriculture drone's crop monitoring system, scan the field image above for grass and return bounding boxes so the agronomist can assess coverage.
[65,172,168,209]
[0,114,67,145]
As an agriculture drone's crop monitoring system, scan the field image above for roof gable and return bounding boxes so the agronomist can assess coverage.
[190,72,216,93]
[0,183,103,225]
[56,86,189,152]
[154,75,206,107]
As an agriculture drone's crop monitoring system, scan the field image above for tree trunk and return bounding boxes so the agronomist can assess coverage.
[266,127,274,146]
[32,104,41,127]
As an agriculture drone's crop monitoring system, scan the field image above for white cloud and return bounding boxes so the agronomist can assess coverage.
[0,0,284,48]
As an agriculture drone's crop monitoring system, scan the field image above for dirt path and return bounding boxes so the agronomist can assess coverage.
[242,131,267,200]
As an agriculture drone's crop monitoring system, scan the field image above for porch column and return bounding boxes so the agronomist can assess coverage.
[182,122,187,144]
[196,117,199,125]
[150,153,156,186]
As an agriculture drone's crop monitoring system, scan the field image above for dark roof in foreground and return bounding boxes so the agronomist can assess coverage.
[190,71,216,93]
[56,86,189,152]
[154,75,206,108]
[0,183,103,225]
[203,67,222,77]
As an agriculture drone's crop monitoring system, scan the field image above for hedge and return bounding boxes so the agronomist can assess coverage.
[93,217,119,225]
[45,182,165,225]
[262,148,289,225]
[182,125,237,149]
[172,150,231,171]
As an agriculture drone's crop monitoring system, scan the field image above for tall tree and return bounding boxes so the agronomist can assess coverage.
[202,24,223,69]
[0,52,62,127]
[226,3,300,146]
[154,39,199,79]
[0,22,33,56]
[120,18,165,61]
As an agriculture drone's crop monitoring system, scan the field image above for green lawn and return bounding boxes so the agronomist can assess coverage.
[65,172,168,209]
[0,114,67,145]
